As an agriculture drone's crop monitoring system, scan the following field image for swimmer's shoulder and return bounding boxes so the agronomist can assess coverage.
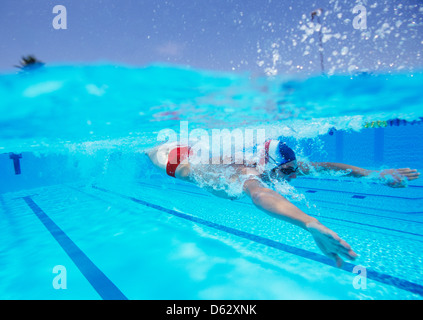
[240,166,262,178]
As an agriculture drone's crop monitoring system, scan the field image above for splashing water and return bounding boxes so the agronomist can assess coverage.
[255,0,423,75]
[1,64,422,153]
[0,63,422,199]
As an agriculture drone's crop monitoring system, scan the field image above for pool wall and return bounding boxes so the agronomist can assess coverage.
[1,123,422,194]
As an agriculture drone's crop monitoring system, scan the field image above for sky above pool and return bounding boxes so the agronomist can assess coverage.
[0,0,422,75]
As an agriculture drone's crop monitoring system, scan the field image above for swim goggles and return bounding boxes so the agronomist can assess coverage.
[268,154,298,175]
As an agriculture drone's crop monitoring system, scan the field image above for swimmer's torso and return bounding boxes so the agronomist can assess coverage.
[147,140,261,199]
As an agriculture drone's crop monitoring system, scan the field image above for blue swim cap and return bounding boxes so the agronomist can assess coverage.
[265,140,296,170]
[278,141,296,164]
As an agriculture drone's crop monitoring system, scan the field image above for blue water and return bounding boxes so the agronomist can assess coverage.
[1,65,423,152]
[1,65,423,299]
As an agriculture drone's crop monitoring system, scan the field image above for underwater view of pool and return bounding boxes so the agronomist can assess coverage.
[1,0,423,302]
[0,65,422,300]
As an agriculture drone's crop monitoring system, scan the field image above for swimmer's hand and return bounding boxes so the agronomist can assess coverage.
[306,221,357,268]
[378,168,420,188]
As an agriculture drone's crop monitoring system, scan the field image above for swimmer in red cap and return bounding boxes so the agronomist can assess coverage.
[147,138,419,268]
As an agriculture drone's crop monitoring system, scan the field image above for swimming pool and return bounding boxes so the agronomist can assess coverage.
[0,65,422,300]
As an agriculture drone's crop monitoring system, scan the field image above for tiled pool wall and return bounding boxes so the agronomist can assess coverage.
[317,122,423,169]
[1,121,422,194]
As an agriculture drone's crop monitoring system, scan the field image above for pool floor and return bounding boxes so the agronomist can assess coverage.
[1,176,422,300]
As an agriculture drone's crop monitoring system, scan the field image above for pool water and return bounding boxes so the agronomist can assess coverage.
[0,65,422,299]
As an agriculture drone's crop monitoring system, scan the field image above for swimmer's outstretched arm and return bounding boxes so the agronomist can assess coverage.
[243,178,357,267]
[298,161,420,187]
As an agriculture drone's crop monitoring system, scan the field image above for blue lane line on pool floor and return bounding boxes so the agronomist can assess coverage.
[300,177,423,190]
[134,181,423,236]
[137,181,423,215]
[92,185,423,298]
[293,185,423,200]
[352,195,366,199]
[22,196,128,300]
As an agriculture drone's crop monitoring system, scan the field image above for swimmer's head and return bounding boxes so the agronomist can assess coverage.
[264,140,298,181]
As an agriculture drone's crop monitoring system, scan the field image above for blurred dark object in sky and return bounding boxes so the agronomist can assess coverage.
[14,55,45,71]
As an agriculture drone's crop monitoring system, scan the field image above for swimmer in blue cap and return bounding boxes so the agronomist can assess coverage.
[147,138,419,268]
